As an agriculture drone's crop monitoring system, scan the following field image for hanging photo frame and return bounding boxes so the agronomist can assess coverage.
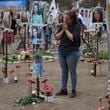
[30,1,43,25]
[31,25,42,46]
[79,8,95,32]
[29,1,49,45]
[3,11,12,29]
[16,12,21,20]
[21,11,28,23]
[0,9,4,28]
[30,1,49,25]
[43,3,50,24]
[92,7,104,24]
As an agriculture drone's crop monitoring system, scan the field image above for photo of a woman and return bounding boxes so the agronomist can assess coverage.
[32,26,42,50]
[31,3,43,24]
[92,7,104,23]
[21,11,28,23]
[0,10,4,27]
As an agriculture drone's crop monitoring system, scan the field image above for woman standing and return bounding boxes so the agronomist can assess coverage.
[55,11,81,98]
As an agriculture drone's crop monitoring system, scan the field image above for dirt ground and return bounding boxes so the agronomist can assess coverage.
[0,58,108,110]
[0,33,109,110]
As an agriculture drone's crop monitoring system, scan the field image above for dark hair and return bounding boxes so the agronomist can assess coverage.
[85,10,88,12]
[32,3,40,15]
[21,12,28,22]
[65,11,79,25]
[10,11,13,17]
[58,13,64,23]
[0,11,4,19]
[32,26,41,39]
[93,8,103,22]
[32,26,38,38]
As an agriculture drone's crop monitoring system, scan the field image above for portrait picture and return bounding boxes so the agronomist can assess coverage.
[92,7,104,23]
[16,12,21,20]
[0,10,4,27]
[79,8,94,31]
[21,11,28,23]
[30,1,49,25]
[43,3,49,24]
[31,25,42,45]
[3,11,12,28]
[30,2,43,24]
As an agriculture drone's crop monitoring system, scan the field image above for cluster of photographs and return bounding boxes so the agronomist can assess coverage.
[0,1,51,45]
[79,7,104,32]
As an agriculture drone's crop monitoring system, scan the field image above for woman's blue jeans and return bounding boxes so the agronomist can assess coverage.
[58,50,80,90]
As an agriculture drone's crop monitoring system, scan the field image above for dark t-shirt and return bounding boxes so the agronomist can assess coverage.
[56,24,81,52]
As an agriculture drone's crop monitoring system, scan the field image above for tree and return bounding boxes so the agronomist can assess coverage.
[36,0,106,10]
[80,0,106,9]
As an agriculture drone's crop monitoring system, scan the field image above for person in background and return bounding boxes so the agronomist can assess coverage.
[80,9,84,17]
[56,13,64,47]
[85,10,88,18]
[55,11,81,98]
[44,14,54,50]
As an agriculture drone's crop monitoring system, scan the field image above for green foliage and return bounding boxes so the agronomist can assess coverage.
[100,51,109,60]
[15,95,44,105]
[80,0,106,9]
[15,96,33,105]
[83,51,109,60]
[39,50,53,57]
[2,54,18,62]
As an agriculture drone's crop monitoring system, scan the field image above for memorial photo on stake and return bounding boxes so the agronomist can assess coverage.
[21,11,28,23]
[16,12,21,20]
[31,2,43,24]
[0,10,4,27]
[31,25,42,50]
[92,7,104,23]
[3,11,12,28]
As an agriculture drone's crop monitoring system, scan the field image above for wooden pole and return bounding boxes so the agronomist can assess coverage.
[106,0,110,92]
[5,30,8,78]
[26,0,30,11]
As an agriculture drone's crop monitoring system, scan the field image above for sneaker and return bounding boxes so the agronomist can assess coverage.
[56,89,68,96]
[70,90,76,98]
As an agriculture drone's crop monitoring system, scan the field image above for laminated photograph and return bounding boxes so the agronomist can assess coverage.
[0,9,4,29]
[79,8,95,32]
[30,1,43,25]
[92,7,104,24]
[21,11,28,23]
[3,11,12,29]
[31,25,42,50]
[16,12,21,20]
